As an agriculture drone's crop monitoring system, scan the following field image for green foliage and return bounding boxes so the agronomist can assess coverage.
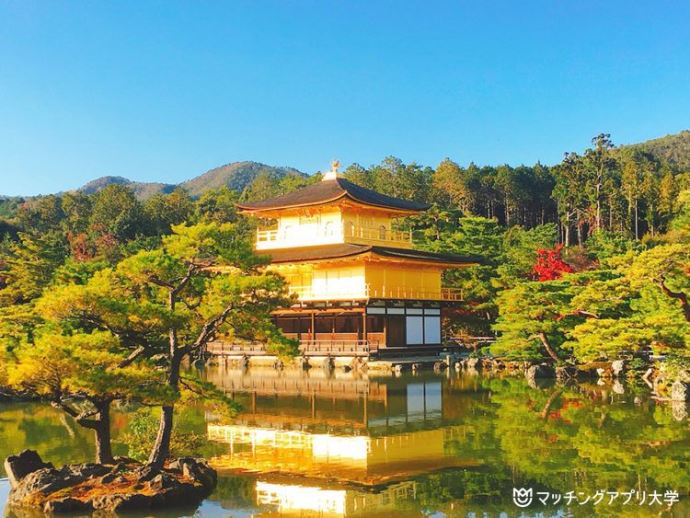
[585,230,641,261]
[143,189,194,235]
[492,280,574,361]
[623,129,690,171]
[495,223,558,288]
[0,230,69,304]
[90,184,144,241]
[5,330,170,411]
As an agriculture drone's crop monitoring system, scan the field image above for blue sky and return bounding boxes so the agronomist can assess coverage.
[1,1,689,196]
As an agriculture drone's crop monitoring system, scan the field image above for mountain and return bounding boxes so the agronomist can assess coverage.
[78,162,307,200]
[79,176,177,200]
[179,161,305,197]
[623,130,690,171]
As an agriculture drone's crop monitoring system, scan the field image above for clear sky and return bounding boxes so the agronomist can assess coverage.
[1,1,689,196]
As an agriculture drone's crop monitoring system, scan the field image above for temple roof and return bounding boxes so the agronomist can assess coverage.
[237,177,430,213]
[261,243,480,266]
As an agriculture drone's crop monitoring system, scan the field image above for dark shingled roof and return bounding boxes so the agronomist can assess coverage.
[237,177,430,212]
[260,243,480,265]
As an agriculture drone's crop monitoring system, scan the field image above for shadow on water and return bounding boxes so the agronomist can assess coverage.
[1,364,689,517]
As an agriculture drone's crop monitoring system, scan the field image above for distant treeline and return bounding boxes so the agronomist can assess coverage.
[1,133,688,247]
[339,134,689,245]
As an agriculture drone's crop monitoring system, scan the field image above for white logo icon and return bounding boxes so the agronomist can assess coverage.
[513,487,533,508]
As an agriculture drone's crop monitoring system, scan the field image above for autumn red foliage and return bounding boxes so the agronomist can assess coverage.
[532,244,574,281]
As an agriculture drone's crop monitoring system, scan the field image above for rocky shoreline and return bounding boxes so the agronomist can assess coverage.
[0,387,39,402]
[4,450,217,515]
[453,356,690,401]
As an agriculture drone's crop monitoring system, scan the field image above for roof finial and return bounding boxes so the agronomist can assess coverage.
[322,159,341,181]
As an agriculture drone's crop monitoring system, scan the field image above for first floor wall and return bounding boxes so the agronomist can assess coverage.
[274,302,443,348]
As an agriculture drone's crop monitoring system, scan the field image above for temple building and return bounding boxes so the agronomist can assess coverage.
[235,162,478,358]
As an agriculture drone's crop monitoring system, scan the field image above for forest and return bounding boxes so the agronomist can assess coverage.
[0,132,688,381]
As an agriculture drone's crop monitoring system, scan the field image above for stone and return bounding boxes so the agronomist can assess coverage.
[8,457,218,514]
[611,360,626,378]
[135,464,160,482]
[433,361,447,372]
[298,356,310,370]
[44,497,93,513]
[596,367,612,379]
[671,401,688,422]
[466,358,481,369]
[4,450,53,490]
[99,472,118,484]
[670,380,690,402]
[555,366,577,381]
[181,459,216,492]
[525,363,555,384]
[612,380,625,394]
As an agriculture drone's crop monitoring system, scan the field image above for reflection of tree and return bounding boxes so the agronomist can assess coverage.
[431,376,689,515]
[0,403,97,473]
[206,475,256,510]
[484,377,690,512]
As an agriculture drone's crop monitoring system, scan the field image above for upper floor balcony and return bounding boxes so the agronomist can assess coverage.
[287,284,463,302]
[255,222,413,251]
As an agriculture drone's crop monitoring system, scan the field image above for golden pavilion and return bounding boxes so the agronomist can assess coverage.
[236,162,478,358]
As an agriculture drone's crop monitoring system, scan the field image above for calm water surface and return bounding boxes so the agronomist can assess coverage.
[1,365,689,517]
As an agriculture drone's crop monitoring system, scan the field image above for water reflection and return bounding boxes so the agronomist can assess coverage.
[0,366,688,517]
[201,366,689,517]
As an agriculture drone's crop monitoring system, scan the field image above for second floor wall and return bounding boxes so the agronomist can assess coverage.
[255,207,413,250]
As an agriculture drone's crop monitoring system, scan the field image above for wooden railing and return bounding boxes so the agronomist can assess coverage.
[207,332,384,357]
[343,224,412,245]
[287,284,463,302]
[255,223,412,249]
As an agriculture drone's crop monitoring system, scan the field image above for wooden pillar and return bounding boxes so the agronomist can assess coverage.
[310,311,315,345]
[362,311,367,348]
[363,395,368,426]
[383,314,388,348]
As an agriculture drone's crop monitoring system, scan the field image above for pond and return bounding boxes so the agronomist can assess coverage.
[1,365,689,517]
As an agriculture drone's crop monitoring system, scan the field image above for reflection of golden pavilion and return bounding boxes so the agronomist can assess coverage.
[208,424,473,486]
[206,370,482,486]
[203,367,490,517]
[253,479,420,518]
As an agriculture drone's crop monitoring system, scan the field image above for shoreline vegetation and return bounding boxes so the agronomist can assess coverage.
[0,131,689,512]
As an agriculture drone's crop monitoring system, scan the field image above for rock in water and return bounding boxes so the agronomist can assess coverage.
[5,455,218,514]
[555,366,577,381]
[671,380,690,402]
[526,363,555,384]
[611,360,626,378]
[4,450,53,489]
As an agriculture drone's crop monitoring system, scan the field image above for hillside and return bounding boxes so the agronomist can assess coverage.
[179,161,305,197]
[79,176,177,199]
[75,162,306,200]
[623,130,690,171]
